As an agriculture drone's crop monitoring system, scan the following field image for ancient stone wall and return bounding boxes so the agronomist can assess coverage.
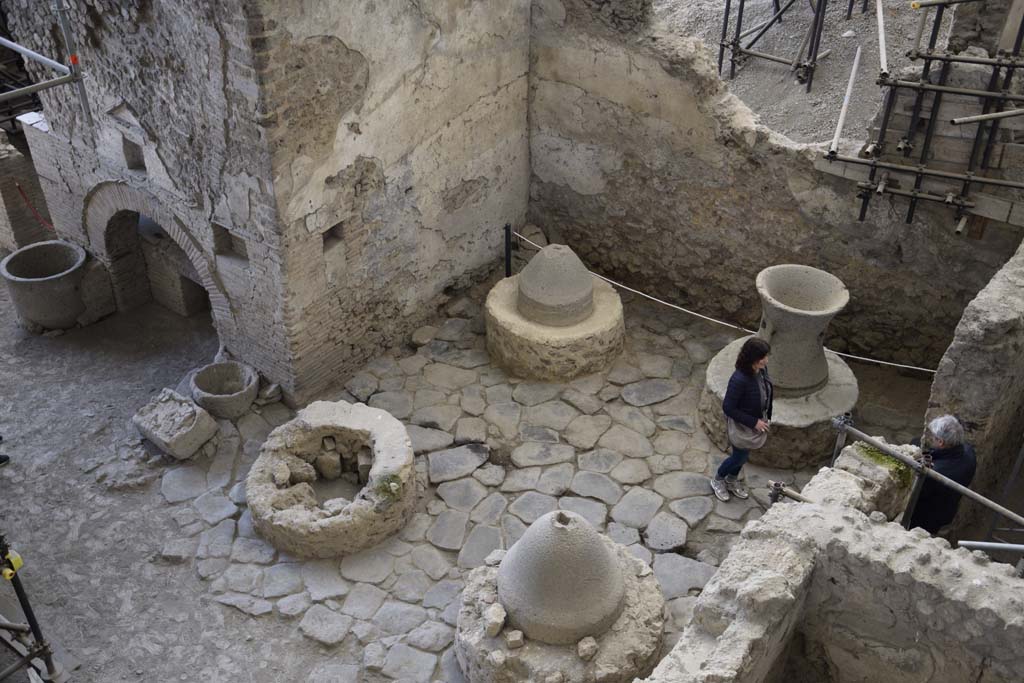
[949,0,1015,55]
[2,1,294,387]
[247,0,531,402]
[643,442,1024,683]
[926,236,1024,537]
[0,132,51,252]
[529,0,1019,369]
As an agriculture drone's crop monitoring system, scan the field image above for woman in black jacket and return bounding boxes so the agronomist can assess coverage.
[711,337,773,502]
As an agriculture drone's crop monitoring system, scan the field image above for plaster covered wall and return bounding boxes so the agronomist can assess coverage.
[2,0,292,384]
[528,0,1019,368]
[248,0,531,401]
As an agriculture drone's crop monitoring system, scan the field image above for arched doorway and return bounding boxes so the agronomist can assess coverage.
[82,181,234,337]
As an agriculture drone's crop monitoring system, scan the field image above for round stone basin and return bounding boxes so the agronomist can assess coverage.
[245,401,416,558]
[0,240,87,329]
[756,264,849,318]
[190,361,259,419]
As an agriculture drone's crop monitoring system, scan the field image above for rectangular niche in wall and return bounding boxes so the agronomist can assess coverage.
[212,223,249,265]
[122,135,146,174]
[322,221,346,284]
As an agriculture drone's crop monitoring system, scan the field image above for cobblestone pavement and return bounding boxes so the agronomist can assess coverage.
[0,281,928,681]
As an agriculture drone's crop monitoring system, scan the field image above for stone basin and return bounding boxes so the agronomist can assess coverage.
[190,361,259,419]
[0,239,87,330]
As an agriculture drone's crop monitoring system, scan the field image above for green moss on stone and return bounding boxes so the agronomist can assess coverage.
[374,473,403,503]
[855,442,913,488]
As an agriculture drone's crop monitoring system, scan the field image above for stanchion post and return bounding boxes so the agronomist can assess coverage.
[830,414,852,466]
[902,471,928,530]
[504,223,512,277]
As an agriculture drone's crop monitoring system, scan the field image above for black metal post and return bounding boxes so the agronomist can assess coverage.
[730,0,747,79]
[0,535,57,678]
[858,86,899,220]
[830,414,852,466]
[902,5,945,155]
[977,14,1024,173]
[745,0,799,51]
[719,0,732,74]
[902,472,928,529]
[906,59,952,223]
[806,0,828,92]
[503,223,512,277]
[847,0,855,19]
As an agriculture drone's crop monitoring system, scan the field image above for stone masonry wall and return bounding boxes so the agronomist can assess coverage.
[949,0,1015,55]
[247,0,531,402]
[2,1,294,388]
[529,0,1019,369]
[643,442,1024,683]
[926,236,1024,538]
[0,132,52,252]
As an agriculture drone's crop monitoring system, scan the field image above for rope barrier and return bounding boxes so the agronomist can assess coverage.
[511,231,938,375]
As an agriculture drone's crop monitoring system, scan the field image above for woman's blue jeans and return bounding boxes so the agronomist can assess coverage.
[717,446,750,479]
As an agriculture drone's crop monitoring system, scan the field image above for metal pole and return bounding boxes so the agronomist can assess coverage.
[718,0,732,74]
[847,0,855,20]
[830,45,862,155]
[53,0,92,128]
[792,19,815,70]
[840,426,1024,530]
[958,540,1024,553]
[951,108,1024,125]
[875,0,888,77]
[0,73,75,104]
[738,47,798,66]
[830,415,852,466]
[744,0,799,51]
[0,36,70,74]
[912,6,929,52]
[901,5,945,155]
[830,152,1024,190]
[978,11,1024,171]
[730,0,747,79]
[768,480,813,503]
[503,224,512,277]
[911,0,986,7]
[902,471,928,529]
[806,0,828,92]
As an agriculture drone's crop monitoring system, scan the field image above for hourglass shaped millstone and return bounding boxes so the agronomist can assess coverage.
[755,264,850,396]
[697,264,859,471]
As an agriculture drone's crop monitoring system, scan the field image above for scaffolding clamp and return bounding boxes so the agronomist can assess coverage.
[2,548,24,580]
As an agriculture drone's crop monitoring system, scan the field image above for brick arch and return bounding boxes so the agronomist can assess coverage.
[82,181,234,331]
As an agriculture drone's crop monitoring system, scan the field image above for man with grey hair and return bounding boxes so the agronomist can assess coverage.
[907,415,977,534]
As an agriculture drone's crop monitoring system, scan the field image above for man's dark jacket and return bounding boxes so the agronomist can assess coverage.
[722,369,774,429]
[907,443,977,534]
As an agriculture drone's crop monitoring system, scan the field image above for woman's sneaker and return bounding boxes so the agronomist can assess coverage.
[710,477,731,502]
[725,476,749,499]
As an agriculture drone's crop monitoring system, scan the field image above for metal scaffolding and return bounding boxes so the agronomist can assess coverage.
[823,0,1024,226]
[719,0,863,92]
[0,1,91,126]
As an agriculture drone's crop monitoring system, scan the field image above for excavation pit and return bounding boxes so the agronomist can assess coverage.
[245,401,416,558]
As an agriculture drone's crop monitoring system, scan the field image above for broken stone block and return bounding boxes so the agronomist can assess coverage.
[132,389,217,460]
[577,636,598,661]
[484,602,506,637]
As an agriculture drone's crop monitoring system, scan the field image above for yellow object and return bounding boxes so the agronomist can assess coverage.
[910,2,922,8]
[2,550,23,580]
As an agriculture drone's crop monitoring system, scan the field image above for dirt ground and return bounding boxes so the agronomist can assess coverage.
[0,287,341,681]
[655,0,952,143]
